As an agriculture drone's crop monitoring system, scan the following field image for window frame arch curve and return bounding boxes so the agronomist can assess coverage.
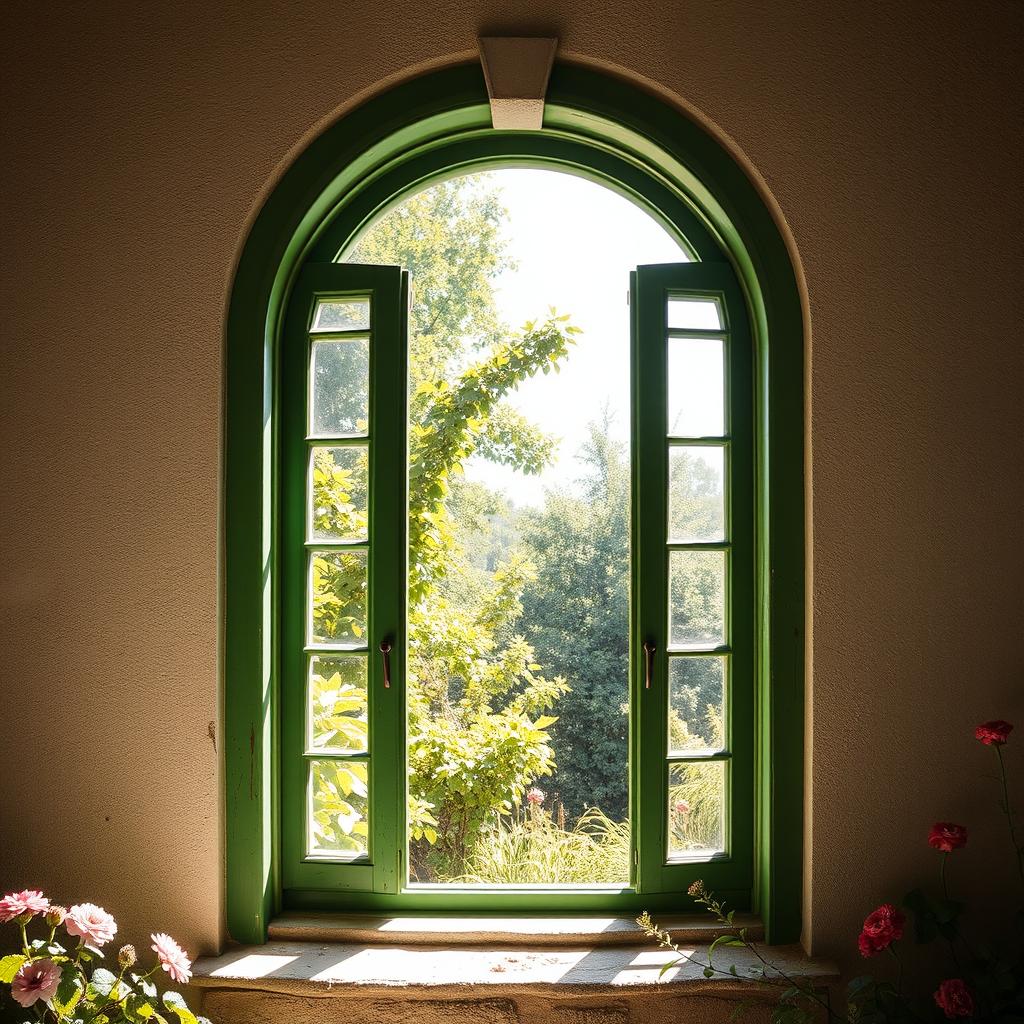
[224,59,805,945]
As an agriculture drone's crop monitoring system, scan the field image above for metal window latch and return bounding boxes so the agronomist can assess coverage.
[379,638,393,688]
[643,639,656,689]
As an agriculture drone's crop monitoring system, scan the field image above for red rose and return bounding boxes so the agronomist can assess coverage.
[857,903,905,957]
[928,822,968,852]
[975,720,1013,745]
[934,979,974,1019]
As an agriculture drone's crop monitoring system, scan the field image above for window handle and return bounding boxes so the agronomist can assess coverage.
[379,638,393,689]
[643,639,656,689]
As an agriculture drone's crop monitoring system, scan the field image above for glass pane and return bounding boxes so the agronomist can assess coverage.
[668,657,726,754]
[668,760,725,858]
[308,446,369,542]
[309,549,367,646]
[311,298,370,333]
[310,337,369,437]
[667,297,722,330]
[308,655,368,754]
[667,337,724,437]
[308,758,369,859]
[669,550,725,648]
[668,446,725,543]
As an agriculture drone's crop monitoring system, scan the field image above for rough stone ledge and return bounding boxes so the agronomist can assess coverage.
[192,940,837,996]
[195,988,806,1024]
[267,912,765,947]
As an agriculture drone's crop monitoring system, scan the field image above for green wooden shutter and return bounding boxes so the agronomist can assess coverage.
[280,263,408,898]
[633,262,754,902]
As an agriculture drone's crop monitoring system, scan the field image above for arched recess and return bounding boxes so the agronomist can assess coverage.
[224,60,805,945]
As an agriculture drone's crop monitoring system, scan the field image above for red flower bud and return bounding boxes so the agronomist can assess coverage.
[975,720,1013,745]
[934,979,974,1019]
[928,822,968,852]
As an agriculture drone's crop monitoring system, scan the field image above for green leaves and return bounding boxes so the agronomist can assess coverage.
[86,966,119,1000]
[708,933,745,954]
[902,887,963,943]
[163,990,200,1023]
[0,953,27,982]
[52,963,85,1015]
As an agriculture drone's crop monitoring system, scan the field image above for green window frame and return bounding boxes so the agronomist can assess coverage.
[634,262,755,899]
[225,62,805,943]
[281,264,408,896]
[277,255,754,912]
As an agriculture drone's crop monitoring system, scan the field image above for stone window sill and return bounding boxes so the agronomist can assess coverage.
[191,915,837,995]
[266,912,764,947]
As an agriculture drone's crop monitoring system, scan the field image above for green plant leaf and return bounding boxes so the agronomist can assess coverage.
[0,953,27,983]
[86,966,119,1000]
[902,887,939,944]
[52,962,85,1015]
[132,971,159,999]
[162,990,200,1024]
[124,993,158,1021]
[709,933,744,954]
[847,974,874,999]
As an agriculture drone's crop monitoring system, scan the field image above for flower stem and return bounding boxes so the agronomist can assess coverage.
[996,745,1024,890]
[888,943,904,996]
[940,852,948,899]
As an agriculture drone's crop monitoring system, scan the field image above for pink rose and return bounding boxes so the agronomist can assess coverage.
[934,979,974,1018]
[151,932,192,985]
[65,903,118,947]
[0,889,50,923]
[975,720,1013,746]
[929,822,968,852]
[11,958,61,1007]
[526,787,545,806]
[674,800,691,815]
[857,903,905,957]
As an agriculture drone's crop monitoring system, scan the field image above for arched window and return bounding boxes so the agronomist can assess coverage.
[224,62,804,943]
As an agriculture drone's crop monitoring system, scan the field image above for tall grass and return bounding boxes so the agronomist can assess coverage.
[449,807,630,885]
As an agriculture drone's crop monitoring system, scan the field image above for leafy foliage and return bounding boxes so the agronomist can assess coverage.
[309,759,369,856]
[457,806,630,885]
[517,417,631,822]
[640,721,1024,1024]
[0,901,208,1024]
[348,174,580,879]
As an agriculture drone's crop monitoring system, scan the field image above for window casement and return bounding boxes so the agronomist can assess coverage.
[225,62,804,942]
[276,252,753,910]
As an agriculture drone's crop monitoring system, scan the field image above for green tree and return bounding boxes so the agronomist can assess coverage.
[521,421,727,824]
[519,415,631,822]
[345,175,579,878]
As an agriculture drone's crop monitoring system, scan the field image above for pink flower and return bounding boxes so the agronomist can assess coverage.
[45,905,67,928]
[857,903,905,957]
[975,720,1013,746]
[151,932,192,985]
[0,889,50,923]
[526,787,545,806]
[929,822,968,852]
[65,903,118,947]
[934,979,974,1018]
[11,958,61,1008]
[674,800,691,815]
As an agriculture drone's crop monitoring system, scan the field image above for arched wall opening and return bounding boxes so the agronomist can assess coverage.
[223,60,806,945]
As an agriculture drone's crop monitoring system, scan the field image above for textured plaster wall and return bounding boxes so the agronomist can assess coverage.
[1,0,1021,973]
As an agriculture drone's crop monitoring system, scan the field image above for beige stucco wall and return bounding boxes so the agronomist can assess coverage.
[2,0,1021,974]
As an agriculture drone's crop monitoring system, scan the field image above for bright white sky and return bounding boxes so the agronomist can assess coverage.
[463,168,687,506]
